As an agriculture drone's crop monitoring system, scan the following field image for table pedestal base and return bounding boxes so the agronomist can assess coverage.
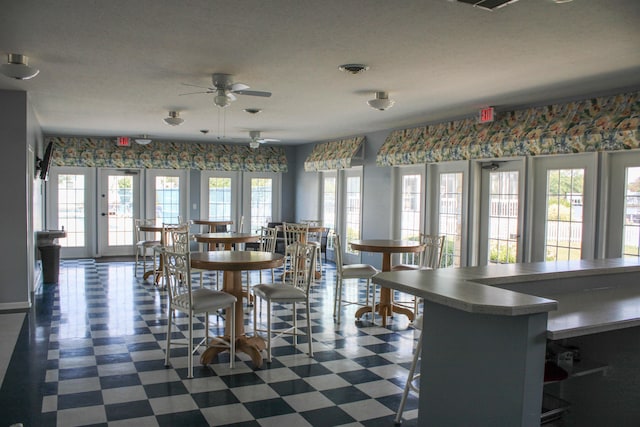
[200,334,266,368]
[355,303,415,326]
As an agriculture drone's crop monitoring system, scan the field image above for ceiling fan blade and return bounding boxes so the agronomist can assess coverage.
[179,90,214,96]
[229,82,250,92]
[261,138,280,142]
[182,82,214,90]
[234,89,272,97]
[227,93,237,101]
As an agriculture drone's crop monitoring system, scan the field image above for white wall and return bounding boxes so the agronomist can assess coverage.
[294,129,392,270]
[0,90,42,310]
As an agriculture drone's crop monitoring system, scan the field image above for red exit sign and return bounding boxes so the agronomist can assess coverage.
[479,107,495,123]
[116,137,130,147]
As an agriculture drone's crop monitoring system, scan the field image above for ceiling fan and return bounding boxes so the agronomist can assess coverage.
[181,73,272,108]
[248,130,279,148]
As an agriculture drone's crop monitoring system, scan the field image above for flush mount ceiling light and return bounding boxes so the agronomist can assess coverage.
[0,53,40,80]
[135,135,152,145]
[367,91,395,111]
[163,111,184,126]
[338,63,370,75]
[244,108,262,114]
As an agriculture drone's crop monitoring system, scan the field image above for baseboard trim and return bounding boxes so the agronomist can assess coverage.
[0,301,31,312]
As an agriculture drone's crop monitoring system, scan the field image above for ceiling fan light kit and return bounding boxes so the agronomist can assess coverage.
[0,53,40,80]
[163,111,184,126]
[368,91,395,111]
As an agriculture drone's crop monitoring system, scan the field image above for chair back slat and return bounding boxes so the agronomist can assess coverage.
[331,232,346,274]
[260,227,278,253]
[163,249,193,305]
[420,234,445,269]
[283,222,309,247]
[289,242,316,295]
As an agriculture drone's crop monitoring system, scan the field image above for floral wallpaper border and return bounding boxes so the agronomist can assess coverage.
[48,137,288,172]
[377,91,640,166]
[304,136,365,171]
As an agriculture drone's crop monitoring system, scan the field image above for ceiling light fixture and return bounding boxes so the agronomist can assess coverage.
[135,135,152,145]
[0,53,40,80]
[163,111,184,126]
[244,108,262,114]
[338,63,370,74]
[214,89,232,108]
[367,91,395,111]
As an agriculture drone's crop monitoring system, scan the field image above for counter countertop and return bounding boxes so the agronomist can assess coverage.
[372,258,640,337]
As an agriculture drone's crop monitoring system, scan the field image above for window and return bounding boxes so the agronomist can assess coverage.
[322,174,337,232]
[396,167,424,264]
[623,166,640,258]
[207,176,232,220]
[544,168,584,261]
[344,169,362,255]
[487,170,520,264]
[250,177,273,229]
[57,174,86,247]
[438,172,463,267]
[155,175,181,224]
[107,174,134,246]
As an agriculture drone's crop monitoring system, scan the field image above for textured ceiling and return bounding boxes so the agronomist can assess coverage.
[1,0,639,146]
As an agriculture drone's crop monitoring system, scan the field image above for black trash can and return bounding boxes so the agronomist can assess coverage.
[39,244,61,284]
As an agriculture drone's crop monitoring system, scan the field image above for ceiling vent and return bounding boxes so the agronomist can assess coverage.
[453,0,520,11]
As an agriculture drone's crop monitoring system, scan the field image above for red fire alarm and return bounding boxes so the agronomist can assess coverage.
[479,107,495,124]
[116,137,130,147]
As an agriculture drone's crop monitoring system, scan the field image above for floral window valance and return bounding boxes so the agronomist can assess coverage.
[304,136,365,171]
[377,91,640,166]
[47,137,288,172]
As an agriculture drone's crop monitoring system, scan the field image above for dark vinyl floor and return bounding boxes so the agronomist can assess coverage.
[0,258,421,426]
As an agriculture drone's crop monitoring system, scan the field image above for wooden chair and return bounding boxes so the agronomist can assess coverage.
[162,249,236,378]
[252,242,316,363]
[134,218,161,277]
[332,232,379,324]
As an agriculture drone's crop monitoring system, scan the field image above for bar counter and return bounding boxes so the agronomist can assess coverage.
[373,258,640,426]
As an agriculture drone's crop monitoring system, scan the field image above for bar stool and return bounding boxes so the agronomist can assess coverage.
[395,315,423,425]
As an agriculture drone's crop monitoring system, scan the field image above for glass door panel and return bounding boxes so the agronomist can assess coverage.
[438,172,464,268]
[479,161,524,265]
[47,167,95,258]
[545,168,585,261]
[622,167,640,257]
[242,172,280,234]
[98,169,139,256]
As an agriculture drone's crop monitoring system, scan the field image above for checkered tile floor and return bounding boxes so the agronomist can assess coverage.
[1,258,421,426]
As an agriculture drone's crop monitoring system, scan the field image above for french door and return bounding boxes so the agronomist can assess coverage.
[605,151,640,258]
[242,172,281,234]
[478,160,525,265]
[341,167,363,264]
[530,153,597,262]
[97,169,141,256]
[427,161,468,268]
[145,169,188,225]
[47,167,95,258]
